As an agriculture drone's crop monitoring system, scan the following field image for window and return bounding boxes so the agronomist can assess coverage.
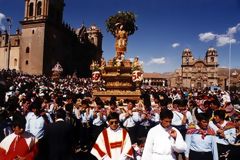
[37,1,42,15]
[25,60,29,65]
[15,39,20,46]
[26,47,30,53]
[211,57,214,62]
[32,30,35,34]
[29,3,34,16]
[14,58,17,66]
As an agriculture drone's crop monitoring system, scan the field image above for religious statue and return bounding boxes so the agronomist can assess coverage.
[51,62,63,81]
[52,62,63,72]
[116,55,124,67]
[90,60,100,71]
[132,56,142,71]
[105,11,137,58]
[115,23,128,57]
[100,57,106,70]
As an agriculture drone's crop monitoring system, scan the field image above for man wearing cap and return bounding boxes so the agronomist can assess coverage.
[91,112,133,160]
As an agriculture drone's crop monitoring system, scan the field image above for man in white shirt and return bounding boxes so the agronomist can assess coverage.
[25,100,45,140]
[209,109,236,160]
[119,100,140,144]
[142,109,187,160]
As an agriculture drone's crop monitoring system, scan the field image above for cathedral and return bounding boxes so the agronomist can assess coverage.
[175,47,219,88]
[0,0,102,77]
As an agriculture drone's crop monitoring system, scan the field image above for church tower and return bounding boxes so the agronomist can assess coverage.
[181,48,194,88]
[87,25,103,63]
[182,48,194,65]
[205,47,218,66]
[20,0,65,75]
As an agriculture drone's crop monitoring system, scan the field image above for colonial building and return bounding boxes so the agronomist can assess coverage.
[171,48,219,88]
[142,73,167,87]
[0,0,102,76]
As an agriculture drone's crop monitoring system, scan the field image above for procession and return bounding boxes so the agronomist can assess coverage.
[0,69,240,160]
[1,0,240,160]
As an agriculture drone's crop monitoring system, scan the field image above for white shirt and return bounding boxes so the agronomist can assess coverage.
[25,112,45,139]
[209,120,236,145]
[119,111,140,128]
[172,111,193,127]
[142,124,187,160]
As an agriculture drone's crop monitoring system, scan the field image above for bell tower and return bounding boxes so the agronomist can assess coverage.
[181,48,194,88]
[182,48,194,65]
[23,0,64,24]
[20,0,65,75]
[205,47,218,65]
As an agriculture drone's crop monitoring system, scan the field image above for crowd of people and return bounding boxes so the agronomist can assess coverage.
[0,69,240,160]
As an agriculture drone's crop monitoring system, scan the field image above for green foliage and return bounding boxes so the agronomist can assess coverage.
[105,11,138,37]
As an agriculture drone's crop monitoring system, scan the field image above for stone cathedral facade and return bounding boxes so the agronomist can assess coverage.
[0,0,102,76]
[177,47,219,88]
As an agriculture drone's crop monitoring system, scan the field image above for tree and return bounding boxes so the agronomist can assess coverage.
[105,11,138,37]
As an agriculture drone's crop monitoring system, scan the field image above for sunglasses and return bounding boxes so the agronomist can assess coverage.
[109,121,119,125]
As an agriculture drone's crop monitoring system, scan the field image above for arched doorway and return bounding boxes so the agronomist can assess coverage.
[197,82,202,88]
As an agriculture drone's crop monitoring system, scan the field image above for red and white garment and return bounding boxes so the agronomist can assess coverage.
[0,132,37,160]
[91,127,133,160]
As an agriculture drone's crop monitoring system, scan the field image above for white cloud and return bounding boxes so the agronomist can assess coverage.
[129,57,134,62]
[199,22,240,47]
[216,35,236,46]
[148,57,166,65]
[199,32,215,42]
[0,12,6,31]
[227,23,240,35]
[172,43,180,48]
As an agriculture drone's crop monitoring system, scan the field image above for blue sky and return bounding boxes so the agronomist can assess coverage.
[0,0,240,73]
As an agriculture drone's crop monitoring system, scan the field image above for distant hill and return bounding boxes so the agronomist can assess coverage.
[144,67,240,79]
[218,67,240,77]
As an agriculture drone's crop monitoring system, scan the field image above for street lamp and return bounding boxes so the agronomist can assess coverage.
[6,17,12,70]
[228,39,232,91]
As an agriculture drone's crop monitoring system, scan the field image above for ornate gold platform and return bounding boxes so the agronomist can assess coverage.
[92,60,141,100]
[92,13,142,100]
[92,89,141,100]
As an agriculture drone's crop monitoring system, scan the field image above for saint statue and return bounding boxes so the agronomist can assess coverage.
[51,62,63,81]
[132,56,142,71]
[100,57,106,68]
[106,11,137,58]
[52,62,63,72]
[115,23,128,58]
